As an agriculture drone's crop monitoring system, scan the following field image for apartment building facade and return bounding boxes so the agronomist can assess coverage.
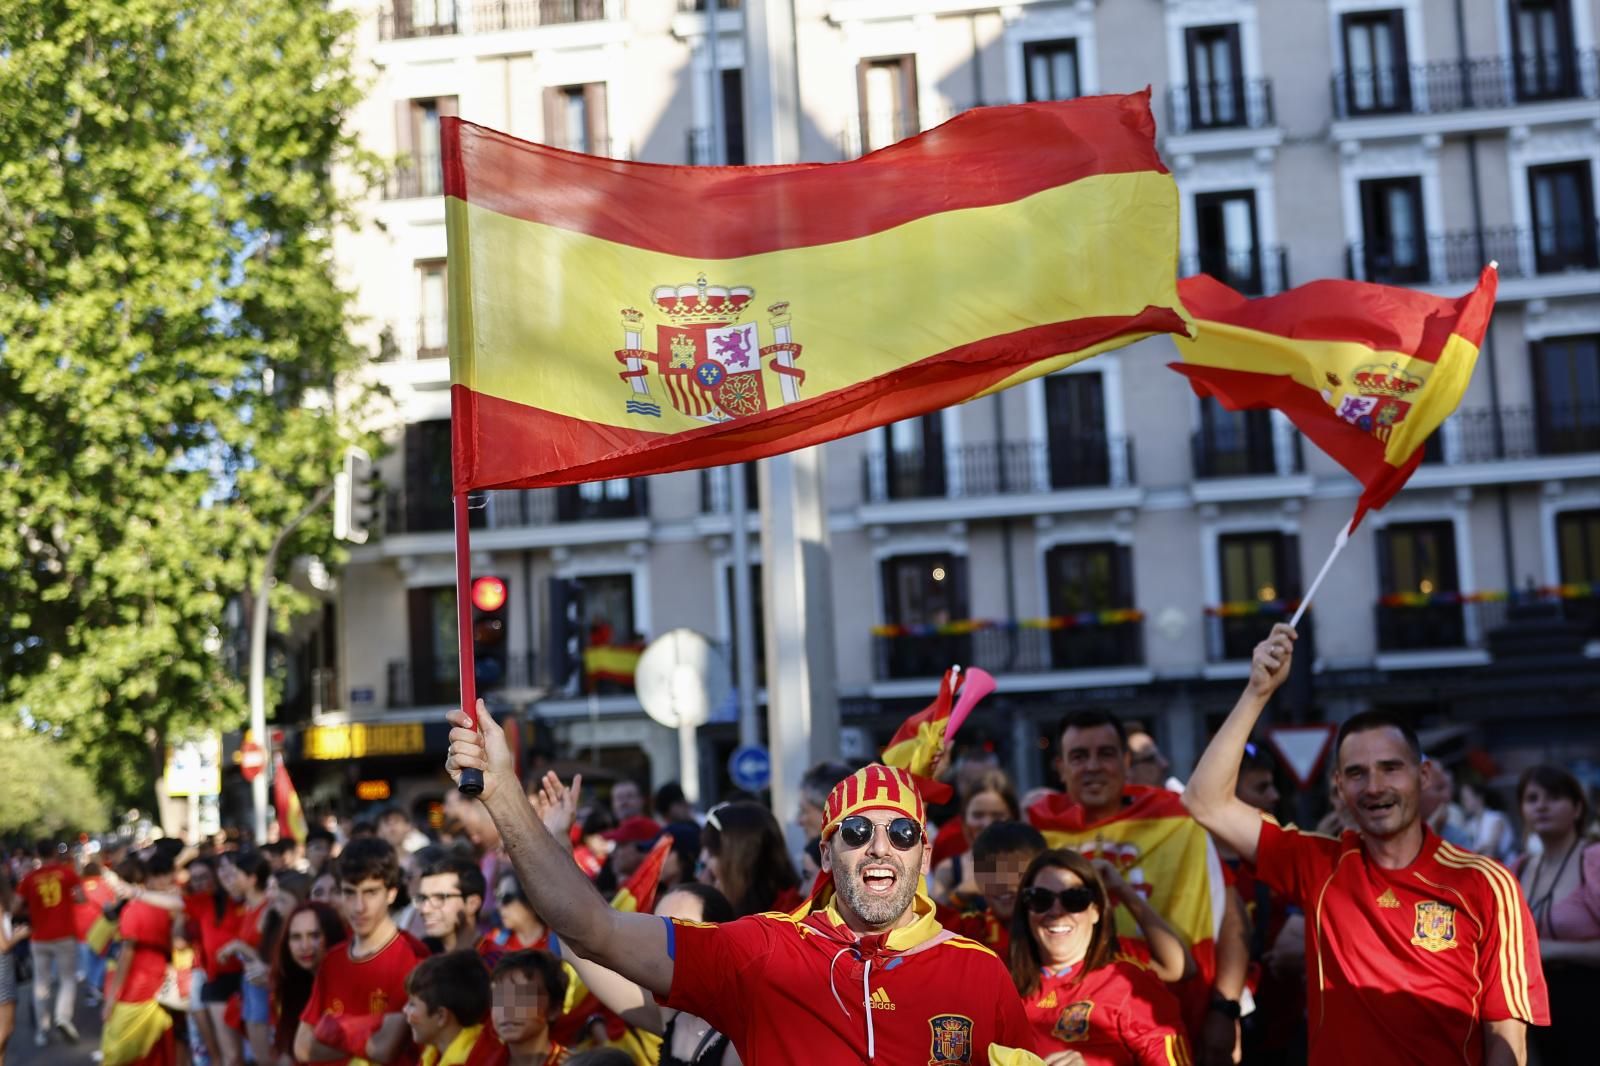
[305,0,1600,816]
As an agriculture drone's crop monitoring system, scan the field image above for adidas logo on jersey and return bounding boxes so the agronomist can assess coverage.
[1377,888,1401,909]
[870,988,896,1011]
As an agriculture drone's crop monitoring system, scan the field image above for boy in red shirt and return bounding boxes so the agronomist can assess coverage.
[1185,623,1549,1066]
[19,839,85,1045]
[295,838,429,1065]
[489,950,568,1066]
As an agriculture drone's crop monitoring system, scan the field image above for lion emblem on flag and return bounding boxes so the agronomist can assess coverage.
[612,273,804,422]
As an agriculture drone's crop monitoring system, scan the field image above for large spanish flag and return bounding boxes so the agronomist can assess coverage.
[444,94,1188,490]
[1171,265,1496,525]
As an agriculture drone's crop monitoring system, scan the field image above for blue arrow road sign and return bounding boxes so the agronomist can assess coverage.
[728,744,772,792]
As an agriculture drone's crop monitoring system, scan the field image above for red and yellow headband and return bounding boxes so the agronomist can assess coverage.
[820,764,926,842]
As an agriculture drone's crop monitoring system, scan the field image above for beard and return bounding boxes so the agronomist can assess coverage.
[834,856,919,928]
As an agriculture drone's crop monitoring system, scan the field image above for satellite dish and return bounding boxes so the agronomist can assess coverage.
[635,629,729,730]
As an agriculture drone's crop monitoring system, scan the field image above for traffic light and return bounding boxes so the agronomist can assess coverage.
[334,446,377,544]
[472,575,509,691]
[547,577,585,698]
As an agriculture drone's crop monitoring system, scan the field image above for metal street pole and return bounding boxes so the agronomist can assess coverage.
[249,482,335,843]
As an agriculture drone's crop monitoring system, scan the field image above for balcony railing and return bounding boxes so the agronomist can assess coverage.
[1423,404,1600,465]
[1205,601,1301,662]
[1180,247,1290,296]
[686,127,746,166]
[677,0,740,10]
[389,653,541,707]
[1191,428,1302,479]
[377,318,449,362]
[700,464,760,514]
[871,614,1144,680]
[1376,596,1507,652]
[842,110,920,158]
[1332,49,1600,119]
[387,150,443,200]
[379,0,615,40]
[384,481,649,535]
[862,439,1134,503]
[1346,222,1600,285]
[1166,78,1275,134]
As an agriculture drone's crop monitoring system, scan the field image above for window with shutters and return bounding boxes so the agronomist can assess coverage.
[396,97,457,198]
[406,586,460,706]
[1184,24,1244,129]
[573,573,637,694]
[1024,39,1080,102]
[544,83,609,155]
[1044,373,1110,488]
[877,415,947,500]
[416,260,447,359]
[1357,176,1428,283]
[1194,190,1263,295]
[857,55,919,153]
[1340,10,1410,115]
[1194,397,1278,477]
[1216,532,1300,659]
[1556,508,1600,637]
[1511,0,1578,101]
[1532,333,1600,455]
[1528,162,1598,274]
[1376,521,1464,650]
[1044,543,1141,668]
[877,553,969,679]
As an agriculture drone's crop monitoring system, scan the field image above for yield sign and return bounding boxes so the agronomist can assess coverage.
[1266,724,1337,790]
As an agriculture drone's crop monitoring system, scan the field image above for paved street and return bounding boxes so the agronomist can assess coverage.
[9,982,107,1066]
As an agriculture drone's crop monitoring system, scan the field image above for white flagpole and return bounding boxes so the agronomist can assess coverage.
[1290,520,1354,630]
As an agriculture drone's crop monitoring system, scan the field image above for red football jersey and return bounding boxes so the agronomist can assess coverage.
[116,899,175,1004]
[20,862,82,941]
[934,896,1009,955]
[664,898,1034,1065]
[1255,820,1548,1066]
[1024,958,1191,1066]
[301,928,430,1063]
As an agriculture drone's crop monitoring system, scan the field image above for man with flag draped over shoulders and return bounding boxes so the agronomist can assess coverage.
[446,704,1043,1065]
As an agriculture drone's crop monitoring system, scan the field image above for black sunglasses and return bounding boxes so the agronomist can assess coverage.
[1020,885,1097,915]
[835,815,923,852]
[498,892,519,906]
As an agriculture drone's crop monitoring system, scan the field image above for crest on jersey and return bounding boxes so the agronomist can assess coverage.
[1411,900,1459,952]
[1052,1000,1094,1042]
[928,1014,974,1063]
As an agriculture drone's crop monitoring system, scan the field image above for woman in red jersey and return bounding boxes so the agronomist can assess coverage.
[216,851,275,1066]
[1010,850,1191,1066]
[698,803,802,917]
[101,853,179,1066]
[269,902,346,1066]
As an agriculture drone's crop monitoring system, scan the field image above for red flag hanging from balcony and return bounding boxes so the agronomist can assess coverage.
[442,93,1189,491]
[1171,264,1497,528]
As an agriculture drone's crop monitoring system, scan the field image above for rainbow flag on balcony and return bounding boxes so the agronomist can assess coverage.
[442,94,1188,490]
[1171,265,1497,527]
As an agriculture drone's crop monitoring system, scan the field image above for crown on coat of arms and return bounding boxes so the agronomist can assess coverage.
[1352,362,1424,400]
[652,273,754,326]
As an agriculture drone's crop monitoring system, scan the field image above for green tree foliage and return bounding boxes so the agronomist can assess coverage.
[0,0,379,805]
[0,724,109,838]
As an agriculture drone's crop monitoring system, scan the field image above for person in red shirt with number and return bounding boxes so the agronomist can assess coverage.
[295,838,430,1065]
[18,839,85,1046]
[446,703,1040,1065]
[1185,623,1550,1066]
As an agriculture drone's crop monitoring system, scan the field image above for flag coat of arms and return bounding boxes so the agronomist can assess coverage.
[442,92,1189,490]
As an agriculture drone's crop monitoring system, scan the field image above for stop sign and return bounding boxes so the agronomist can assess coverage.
[239,740,266,782]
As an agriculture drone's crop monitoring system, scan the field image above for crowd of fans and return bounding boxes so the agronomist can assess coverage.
[1,668,1596,1065]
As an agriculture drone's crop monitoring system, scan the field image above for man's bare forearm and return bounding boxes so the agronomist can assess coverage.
[481,787,618,958]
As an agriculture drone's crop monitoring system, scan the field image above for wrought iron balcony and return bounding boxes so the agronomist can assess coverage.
[379,0,616,41]
[1332,49,1600,120]
[386,150,443,200]
[677,0,740,10]
[1375,596,1506,652]
[686,127,746,166]
[1191,427,1302,480]
[871,615,1144,680]
[842,110,920,158]
[700,464,760,514]
[1346,222,1600,286]
[1423,405,1600,465]
[1180,247,1290,296]
[1166,78,1275,134]
[376,318,449,362]
[861,439,1134,503]
[1205,601,1301,662]
[383,481,649,535]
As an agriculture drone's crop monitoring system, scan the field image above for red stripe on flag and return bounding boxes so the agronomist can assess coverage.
[453,307,1186,490]
[443,93,1167,259]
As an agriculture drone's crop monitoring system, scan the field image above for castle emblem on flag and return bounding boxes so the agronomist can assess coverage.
[1322,360,1428,443]
[927,1014,974,1063]
[612,273,805,422]
[1410,900,1459,952]
[1052,1000,1095,1042]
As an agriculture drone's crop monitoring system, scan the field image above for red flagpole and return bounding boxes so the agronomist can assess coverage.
[453,490,484,795]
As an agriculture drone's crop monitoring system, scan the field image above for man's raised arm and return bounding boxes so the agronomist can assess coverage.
[446,703,674,996]
[1182,622,1297,864]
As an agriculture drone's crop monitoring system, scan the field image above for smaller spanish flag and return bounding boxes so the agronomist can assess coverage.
[1172,264,1496,527]
[273,757,308,846]
[880,666,994,805]
[611,833,674,915]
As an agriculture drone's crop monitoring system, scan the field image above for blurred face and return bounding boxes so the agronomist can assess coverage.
[492,972,551,1046]
[340,876,398,939]
[306,839,331,872]
[1236,769,1281,814]
[496,877,539,936]
[187,863,217,896]
[311,873,337,905]
[822,811,928,930]
[1058,725,1128,814]
[1458,783,1484,817]
[218,860,244,900]
[1024,865,1101,969]
[654,888,706,922]
[286,910,327,972]
[417,873,467,939]
[1521,782,1582,839]
[378,815,410,849]
[1336,728,1424,841]
[1126,732,1170,788]
[444,790,500,851]
[611,839,651,880]
[402,993,447,1048]
[973,850,1036,921]
[797,796,827,842]
[964,791,1011,842]
[1422,763,1453,820]
[611,783,644,821]
[697,849,721,891]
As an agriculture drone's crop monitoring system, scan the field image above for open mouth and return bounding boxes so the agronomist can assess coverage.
[861,865,899,895]
[1040,921,1077,937]
[1362,799,1398,815]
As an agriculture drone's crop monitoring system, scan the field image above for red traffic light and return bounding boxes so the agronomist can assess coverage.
[472,576,508,613]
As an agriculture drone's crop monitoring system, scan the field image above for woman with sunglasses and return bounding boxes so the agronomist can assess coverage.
[1010,850,1191,1066]
[698,803,802,918]
[481,875,549,958]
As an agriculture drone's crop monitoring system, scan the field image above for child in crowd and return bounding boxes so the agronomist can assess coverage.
[402,951,502,1066]
[490,950,570,1066]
